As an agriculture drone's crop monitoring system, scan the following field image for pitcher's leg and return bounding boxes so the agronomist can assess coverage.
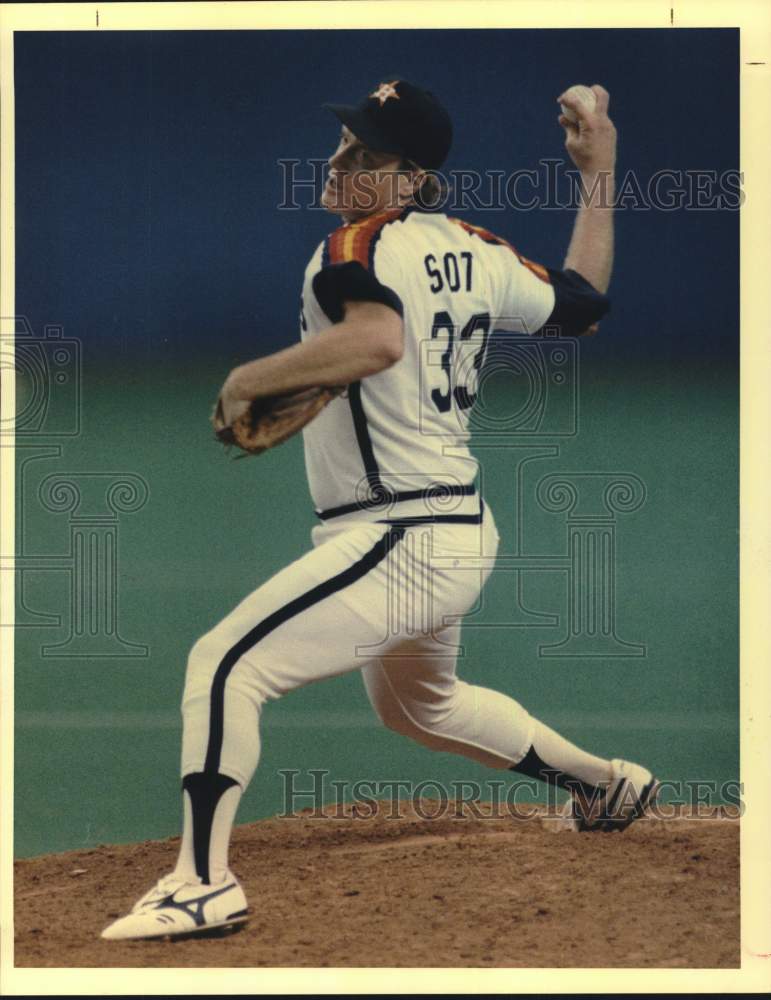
[362,627,534,769]
[176,522,407,885]
[362,630,613,794]
[361,512,618,801]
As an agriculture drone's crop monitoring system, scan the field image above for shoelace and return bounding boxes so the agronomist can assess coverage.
[134,874,197,911]
[157,874,193,893]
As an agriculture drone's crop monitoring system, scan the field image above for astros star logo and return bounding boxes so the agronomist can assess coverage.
[371,81,400,105]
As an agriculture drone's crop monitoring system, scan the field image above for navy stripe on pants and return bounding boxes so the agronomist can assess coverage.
[203,525,406,774]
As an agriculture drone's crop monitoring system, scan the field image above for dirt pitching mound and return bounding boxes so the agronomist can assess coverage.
[14,800,739,968]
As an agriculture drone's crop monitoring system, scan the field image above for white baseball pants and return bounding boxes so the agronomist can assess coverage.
[180,504,535,788]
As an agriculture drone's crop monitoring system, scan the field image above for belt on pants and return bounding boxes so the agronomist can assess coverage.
[314,483,483,525]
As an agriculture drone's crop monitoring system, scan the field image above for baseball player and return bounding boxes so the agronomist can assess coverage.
[102,80,659,941]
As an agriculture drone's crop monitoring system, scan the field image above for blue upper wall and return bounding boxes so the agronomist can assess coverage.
[15,29,738,365]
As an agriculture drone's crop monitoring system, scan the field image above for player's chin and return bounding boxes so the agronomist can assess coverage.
[320,185,348,214]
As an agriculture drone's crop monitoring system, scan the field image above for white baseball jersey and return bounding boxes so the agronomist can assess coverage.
[178,205,615,840]
[299,205,608,523]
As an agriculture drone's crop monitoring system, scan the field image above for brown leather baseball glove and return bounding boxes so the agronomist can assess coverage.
[212,386,345,457]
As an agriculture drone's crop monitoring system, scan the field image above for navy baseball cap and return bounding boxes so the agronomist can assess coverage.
[323,79,452,171]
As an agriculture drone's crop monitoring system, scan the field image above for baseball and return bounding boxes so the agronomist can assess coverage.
[96,73,660,953]
[560,84,597,123]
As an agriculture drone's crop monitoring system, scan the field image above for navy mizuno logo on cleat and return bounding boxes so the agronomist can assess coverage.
[148,881,237,927]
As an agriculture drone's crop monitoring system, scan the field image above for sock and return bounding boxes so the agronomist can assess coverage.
[510,718,613,800]
[174,772,243,884]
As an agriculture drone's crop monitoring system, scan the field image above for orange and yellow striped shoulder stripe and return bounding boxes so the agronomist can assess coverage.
[448,217,551,284]
[323,208,405,270]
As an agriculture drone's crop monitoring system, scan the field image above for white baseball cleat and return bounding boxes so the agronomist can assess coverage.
[100,871,248,940]
[560,758,661,833]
